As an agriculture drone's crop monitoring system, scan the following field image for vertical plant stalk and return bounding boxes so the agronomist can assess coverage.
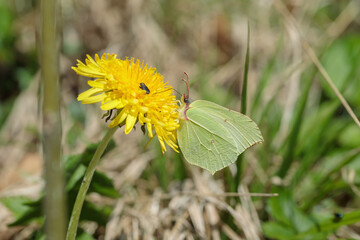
[240,23,250,115]
[234,23,250,190]
[41,0,66,239]
[66,127,117,240]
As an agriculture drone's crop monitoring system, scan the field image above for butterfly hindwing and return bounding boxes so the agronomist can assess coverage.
[178,108,239,174]
[178,100,263,174]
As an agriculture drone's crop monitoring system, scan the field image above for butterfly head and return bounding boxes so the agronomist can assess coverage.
[179,72,191,120]
[181,72,191,106]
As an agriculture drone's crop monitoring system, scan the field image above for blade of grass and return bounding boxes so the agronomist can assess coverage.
[301,148,360,211]
[316,148,360,189]
[293,209,360,239]
[41,0,66,239]
[290,101,339,186]
[234,23,250,190]
[252,35,284,117]
[225,168,236,192]
[277,68,314,178]
[240,23,250,115]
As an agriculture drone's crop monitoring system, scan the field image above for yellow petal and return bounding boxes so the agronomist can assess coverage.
[157,136,166,154]
[101,100,120,111]
[124,111,138,134]
[81,93,106,104]
[138,113,144,125]
[77,88,103,101]
[109,109,127,128]
[147,123,153,138]
[88,80,105,88]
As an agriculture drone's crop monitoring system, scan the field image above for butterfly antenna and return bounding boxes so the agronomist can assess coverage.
[154,88,172,94]
[172,88,181,95]
[181,72,190,100]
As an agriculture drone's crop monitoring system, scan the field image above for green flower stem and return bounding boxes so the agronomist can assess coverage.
[66,127,117,240]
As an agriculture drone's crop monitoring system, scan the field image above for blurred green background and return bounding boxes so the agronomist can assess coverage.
[1,0,360,239]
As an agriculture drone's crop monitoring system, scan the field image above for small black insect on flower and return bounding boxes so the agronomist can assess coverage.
[140,82,150,94]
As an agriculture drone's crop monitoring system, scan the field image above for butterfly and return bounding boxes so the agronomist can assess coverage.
[177,73,263,174]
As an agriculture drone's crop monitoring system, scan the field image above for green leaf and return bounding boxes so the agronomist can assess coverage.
[66,165,119,198]
[76,230,96,240]
[1,196,33,219]
[338,124,360,148]
[294,210,360,238]
[64,139,116,173]
[90,171,120,198]
[66,123,83,147]
[263,222,296,239]
[267,189,315,232]
[80,200,112,226]
[8,205,42,226]
[64,139,117,193]
[296,101,339,155]
[1,196,42,226]
[28,230,46,240]
[178,100,263,174]
[28,228,95,240]
[321,34,360,105]
[267,194,292,227]
[2,137,118,228]
[66,164,86,191]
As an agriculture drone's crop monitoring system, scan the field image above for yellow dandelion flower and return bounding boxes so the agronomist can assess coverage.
[72,53,179,154]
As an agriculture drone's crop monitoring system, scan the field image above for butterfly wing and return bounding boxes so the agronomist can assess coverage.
[191,100,263,153]
[178,109,239,174]
[178,100,263,174]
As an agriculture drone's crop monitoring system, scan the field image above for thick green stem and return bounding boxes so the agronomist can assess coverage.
[66,127,117,240]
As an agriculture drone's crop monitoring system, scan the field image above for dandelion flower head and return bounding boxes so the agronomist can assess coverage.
[72,54,179,153]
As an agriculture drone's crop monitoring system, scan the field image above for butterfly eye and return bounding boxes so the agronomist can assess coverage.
[139,82,150,94]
